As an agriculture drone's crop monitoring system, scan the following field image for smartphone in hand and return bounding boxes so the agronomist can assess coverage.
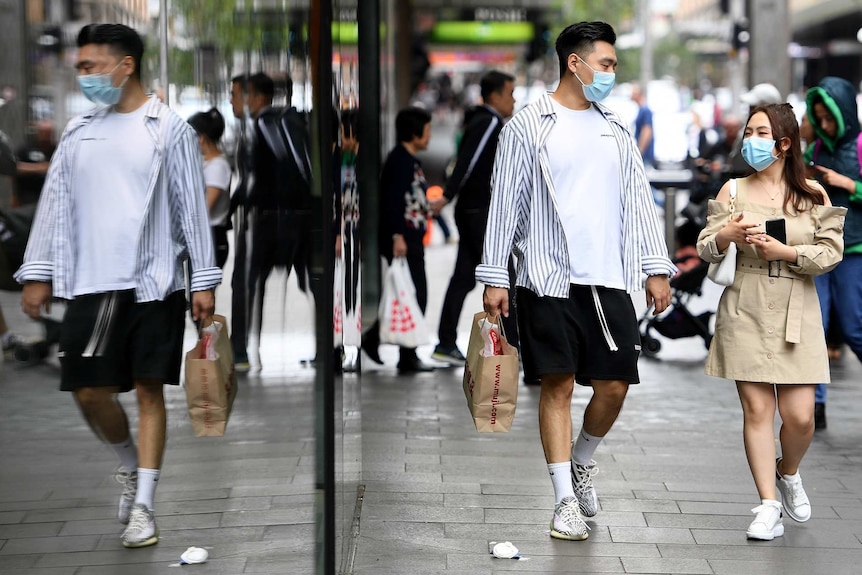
[765,218,787,244]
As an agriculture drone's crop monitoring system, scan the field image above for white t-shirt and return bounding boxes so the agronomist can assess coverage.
[546,100,624,289]
[72,104,155,295]
[203,155,231,227]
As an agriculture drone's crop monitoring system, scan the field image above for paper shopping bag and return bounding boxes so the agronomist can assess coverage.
[184,315,237,437]
[462,312,519,432]
[378,257,429,347]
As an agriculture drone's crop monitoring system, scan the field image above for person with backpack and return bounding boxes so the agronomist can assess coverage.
[429,70,518,367]
[804,76,862,430]
[229,73,313,371]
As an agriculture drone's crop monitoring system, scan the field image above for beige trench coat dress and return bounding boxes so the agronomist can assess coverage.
[696,178,847,384]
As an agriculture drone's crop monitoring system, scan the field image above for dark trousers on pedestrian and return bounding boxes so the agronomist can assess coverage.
[437,210,519,350]
[231,207,250,363]
[247,209,312,348]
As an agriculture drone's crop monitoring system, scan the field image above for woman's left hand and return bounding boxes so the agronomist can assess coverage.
[746,232,797,262]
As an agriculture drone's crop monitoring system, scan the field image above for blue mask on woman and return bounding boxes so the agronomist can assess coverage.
[77,63,127,106]
[574,58,615,102]
[741,137,778,171]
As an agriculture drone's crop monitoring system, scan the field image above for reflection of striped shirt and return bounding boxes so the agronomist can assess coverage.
[15,96,221,300]
[476,93,676,296]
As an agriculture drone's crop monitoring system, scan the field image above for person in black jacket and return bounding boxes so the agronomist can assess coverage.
[362,107,435,373]
[231,72,313,371]
[429,71,517,365]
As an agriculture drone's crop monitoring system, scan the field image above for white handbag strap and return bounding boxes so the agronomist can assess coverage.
[728,178,737,219]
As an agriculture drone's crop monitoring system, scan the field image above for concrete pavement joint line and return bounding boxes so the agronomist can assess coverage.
[341,484,365,575]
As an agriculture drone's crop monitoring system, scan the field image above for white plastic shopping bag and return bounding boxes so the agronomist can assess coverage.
[378,257,429,347]
[334,258,344,348]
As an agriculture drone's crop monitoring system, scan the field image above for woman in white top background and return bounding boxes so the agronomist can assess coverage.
[188,108,232,268]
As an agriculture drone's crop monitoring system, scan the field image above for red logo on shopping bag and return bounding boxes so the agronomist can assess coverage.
[388,296,417,333]
[490,363,501,425]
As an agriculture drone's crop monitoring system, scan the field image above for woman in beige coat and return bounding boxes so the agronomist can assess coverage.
[697,104,846,541]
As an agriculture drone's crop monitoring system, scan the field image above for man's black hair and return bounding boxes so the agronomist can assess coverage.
[480,70,515,102]
[188,108,226,143]
[231,74,247,91]
[248,72,275,101]
[554,21,616,79]
[77,23,145,80]
[395,107,432,143]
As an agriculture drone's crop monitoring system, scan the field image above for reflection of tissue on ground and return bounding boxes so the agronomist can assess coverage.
[490,541,520,558]
[179,546,209,564]
[478,318,502,357]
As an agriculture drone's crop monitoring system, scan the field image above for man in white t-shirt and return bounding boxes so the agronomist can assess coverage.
[478,21,675,541]
[16,24,220,549]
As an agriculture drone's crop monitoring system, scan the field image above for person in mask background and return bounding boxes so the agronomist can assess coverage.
[697,103,845,541]
[15,23,219,549]
[479,21,675,542]
[803,76,862,431]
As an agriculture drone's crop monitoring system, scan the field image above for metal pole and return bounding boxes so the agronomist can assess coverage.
[359,0,381,332]
[639,0,654,86]
[159,0,169,105]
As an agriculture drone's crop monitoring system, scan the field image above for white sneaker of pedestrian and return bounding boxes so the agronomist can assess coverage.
[776,460,811,522]
[571,460,600,517]
[549,496,589,541]
[746,500,784,541]
[115,469,137,524]
[121,503,159,548]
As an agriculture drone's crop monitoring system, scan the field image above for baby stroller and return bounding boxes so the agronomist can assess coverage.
[638,205,714,358]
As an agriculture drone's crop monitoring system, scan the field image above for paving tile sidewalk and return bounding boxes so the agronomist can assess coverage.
[354,350,862,575]
[4,240,862,574]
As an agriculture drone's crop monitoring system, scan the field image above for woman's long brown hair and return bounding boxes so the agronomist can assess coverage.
[747,103,824,213]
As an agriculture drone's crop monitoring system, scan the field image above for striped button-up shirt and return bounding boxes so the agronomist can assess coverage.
[15,96,221,300]
[476,93,676,297]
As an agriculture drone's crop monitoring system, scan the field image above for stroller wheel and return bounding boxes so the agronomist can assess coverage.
[641,334,661,357]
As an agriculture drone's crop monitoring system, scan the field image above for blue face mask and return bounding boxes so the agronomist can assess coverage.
[574,57,615,102]
[742,137,778,171]
[77,62,127,106]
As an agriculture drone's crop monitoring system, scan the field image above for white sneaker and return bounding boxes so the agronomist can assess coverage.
[550,496,589,541]
[115,469,137,524]
[121,503,159,548]
[571,460,600,517]
[746,500,784,541]
[776,459,811,522]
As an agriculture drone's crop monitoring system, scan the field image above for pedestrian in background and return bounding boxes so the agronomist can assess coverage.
[188,108,231,269]
[804,76,862,430]
[631,82,654,168]
[430,70,517,367]
[14,120,56,207]
[697,103,845,540]
[480,21,675,541]
[363,106,436,373]
[15,23,220,548]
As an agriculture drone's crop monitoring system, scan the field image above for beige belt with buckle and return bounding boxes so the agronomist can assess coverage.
[736,256,806,344]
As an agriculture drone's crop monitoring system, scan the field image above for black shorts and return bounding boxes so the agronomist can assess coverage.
[517,285,640,386]
[59,290,187,392]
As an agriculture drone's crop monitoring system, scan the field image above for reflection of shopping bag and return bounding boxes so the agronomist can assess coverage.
[334,258,344,348]
[462,312,519,433]
[184,315,237,437]
[378,257,429,347]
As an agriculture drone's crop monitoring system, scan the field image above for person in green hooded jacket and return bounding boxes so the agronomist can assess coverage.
[804,76,862,430]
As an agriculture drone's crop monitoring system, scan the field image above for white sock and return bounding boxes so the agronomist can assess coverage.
[548,462,575,505]
[110,438,139,472]
[572,429,603,466]
[134,468,160,510]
